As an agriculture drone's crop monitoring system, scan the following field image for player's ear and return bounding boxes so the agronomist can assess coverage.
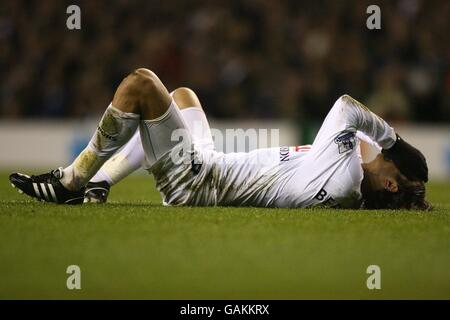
[384,178,398,193]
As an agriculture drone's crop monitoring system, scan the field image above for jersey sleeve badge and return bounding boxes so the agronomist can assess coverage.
[334,131,356,154]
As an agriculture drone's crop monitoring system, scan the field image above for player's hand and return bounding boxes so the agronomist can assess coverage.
[382,134,428,182]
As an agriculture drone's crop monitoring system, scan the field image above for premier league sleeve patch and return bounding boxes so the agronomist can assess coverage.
[334,131,356,154]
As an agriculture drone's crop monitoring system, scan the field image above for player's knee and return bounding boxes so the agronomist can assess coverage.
[172,87,202,109]
[123,68,171,118]
[129,68,159,96]
[134,67,157,80]
[172,87,195,96]
[113,67,168,115]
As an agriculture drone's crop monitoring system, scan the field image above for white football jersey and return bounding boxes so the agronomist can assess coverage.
[151,95,396,208]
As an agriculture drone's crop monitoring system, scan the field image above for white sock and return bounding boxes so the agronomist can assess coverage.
[60,104,139,190]
[90,129,145,185]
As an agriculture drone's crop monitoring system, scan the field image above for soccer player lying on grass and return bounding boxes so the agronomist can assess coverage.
[10,68,431,209]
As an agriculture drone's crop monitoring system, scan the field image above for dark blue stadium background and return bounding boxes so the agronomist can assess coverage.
[1,0,449,123]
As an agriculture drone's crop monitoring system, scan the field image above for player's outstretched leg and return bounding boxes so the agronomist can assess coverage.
[10,68,171,204]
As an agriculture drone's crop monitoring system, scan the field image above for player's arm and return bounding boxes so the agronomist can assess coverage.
[333,95,428,182]
[335,95,396,149]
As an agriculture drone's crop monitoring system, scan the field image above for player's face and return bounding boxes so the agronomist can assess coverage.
[372,154,403,193]
[363,157,427,210]
[373,156,430,210]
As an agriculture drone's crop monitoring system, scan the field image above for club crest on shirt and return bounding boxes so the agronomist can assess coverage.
[334,131,356,154]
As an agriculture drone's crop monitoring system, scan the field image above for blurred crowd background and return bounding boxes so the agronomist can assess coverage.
[1,0,449,123]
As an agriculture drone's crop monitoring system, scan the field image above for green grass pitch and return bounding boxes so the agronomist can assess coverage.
[0,172,449,299]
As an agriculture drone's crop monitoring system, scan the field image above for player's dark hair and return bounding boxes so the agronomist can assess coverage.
[362,175,432,210]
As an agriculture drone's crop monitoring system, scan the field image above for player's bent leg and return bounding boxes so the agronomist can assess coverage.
[85,70,172,204]
[84,88,214,203]
[60,68,171,190]
[10,67,171,204]
[86,86,213,204]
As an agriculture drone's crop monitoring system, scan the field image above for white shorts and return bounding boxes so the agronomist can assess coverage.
[139,101,214,205]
